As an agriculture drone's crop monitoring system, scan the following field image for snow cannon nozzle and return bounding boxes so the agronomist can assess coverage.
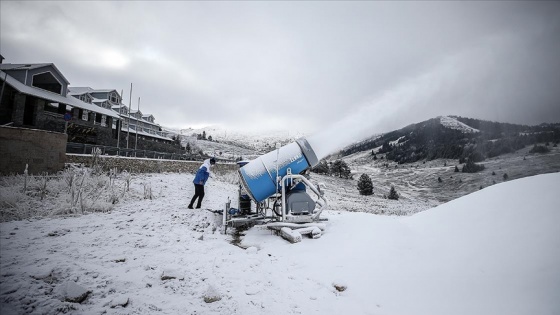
[238,137,319,203]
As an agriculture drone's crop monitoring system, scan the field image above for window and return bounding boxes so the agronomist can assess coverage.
[101,115,107,127]
[110,93,118,104]
[81,94,92,104]
[32,72,62,94]
[82,110,89,121]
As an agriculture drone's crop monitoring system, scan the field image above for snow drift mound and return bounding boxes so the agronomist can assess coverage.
[243,172,560,315]
[400,172,560,314]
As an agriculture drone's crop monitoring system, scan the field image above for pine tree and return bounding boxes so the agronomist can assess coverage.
[503,173,509,181]
[357,174,373,195]
[462,159,485,173]
[438,177,442,183]
[331,160,352,179]
[529,144,550,153]
[331,160,342,177]
[454,165,459,172]
[312,160,330,174]
[388,186,399,200]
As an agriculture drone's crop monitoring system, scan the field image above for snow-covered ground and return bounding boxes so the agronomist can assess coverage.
[1,168,559,314]
[333,143,560,210]
[161,125,307,161]
[439,115,480,133]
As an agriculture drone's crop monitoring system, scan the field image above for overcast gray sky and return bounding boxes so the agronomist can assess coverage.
[1,1,559,137]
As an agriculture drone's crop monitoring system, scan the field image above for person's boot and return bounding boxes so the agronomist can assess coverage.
[195,203,202,209]
[188,204,193,209]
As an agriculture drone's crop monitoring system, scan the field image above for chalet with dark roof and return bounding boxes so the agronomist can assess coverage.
[70,87,171,142]
[0,63,120,145]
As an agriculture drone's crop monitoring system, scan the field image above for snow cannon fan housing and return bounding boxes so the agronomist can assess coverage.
[238,138,319,203]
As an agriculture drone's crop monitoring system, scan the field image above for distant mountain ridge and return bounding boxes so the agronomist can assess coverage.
[338,116,560,163]
[161,125,307,160]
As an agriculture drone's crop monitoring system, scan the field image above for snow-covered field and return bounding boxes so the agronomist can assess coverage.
[332,143,560,212]
[439,115,480,133]
[167,125,307,158]
[1,166,559,314]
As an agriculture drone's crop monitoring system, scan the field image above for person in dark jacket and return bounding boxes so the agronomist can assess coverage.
[188,158,216,209]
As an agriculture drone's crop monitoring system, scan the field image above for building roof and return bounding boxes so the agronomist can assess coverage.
[124,127,172,141]
[67,91,89,96]
[0,63,71,84]
[0,70,119,119]
[0,63,50,70]
[70,87,118,94]
[124,114,160,126]
[67,87,95,94]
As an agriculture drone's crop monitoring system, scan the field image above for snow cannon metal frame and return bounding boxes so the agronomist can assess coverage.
[223,138,328,230]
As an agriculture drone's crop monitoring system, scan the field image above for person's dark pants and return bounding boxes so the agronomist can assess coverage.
[189,184,205,208]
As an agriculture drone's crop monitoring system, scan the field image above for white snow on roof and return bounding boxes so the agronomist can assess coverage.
[67,91,88,96]
[440,116,480,133]
[69,87,116,94]
[1,70,119,119]
[67,87,94,94]
[0,63,52,71]
[123,114,161,128]
[123,126,172,141]
[0,63,71,84]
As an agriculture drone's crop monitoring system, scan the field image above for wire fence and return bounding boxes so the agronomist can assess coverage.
[66,142,202,161]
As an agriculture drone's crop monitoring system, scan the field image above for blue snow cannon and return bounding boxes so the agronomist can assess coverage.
[238,138,319,203]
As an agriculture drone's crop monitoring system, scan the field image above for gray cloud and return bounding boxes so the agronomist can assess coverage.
[1,1,559,137]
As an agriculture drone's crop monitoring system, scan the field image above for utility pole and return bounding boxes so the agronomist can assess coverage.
[127,83,132,149]
[135,97,140,152]
[116,89,124,149]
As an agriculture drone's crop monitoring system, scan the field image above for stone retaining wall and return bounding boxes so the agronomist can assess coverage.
[66,154,239,174]
[0,126,67,175]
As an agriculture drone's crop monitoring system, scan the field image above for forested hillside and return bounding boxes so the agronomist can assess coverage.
[338,116,560,164]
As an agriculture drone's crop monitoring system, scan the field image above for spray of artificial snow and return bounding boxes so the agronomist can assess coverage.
[306,55,460,160]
